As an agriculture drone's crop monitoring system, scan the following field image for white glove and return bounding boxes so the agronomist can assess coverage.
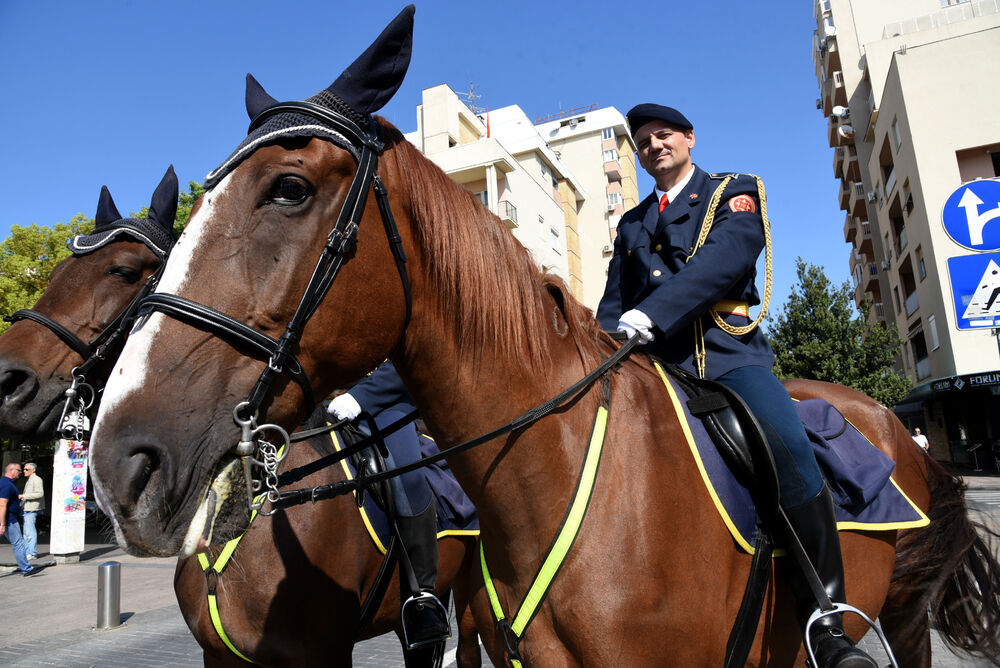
[327,393,362,421]
[617,309,655,343]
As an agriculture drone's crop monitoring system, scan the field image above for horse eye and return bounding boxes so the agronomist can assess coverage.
[106,266,141,283]
[272,177,310,204]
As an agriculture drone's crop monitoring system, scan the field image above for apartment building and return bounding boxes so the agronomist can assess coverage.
[536,109,639,311]
[814,0,1000,464]
[404,85,637,311]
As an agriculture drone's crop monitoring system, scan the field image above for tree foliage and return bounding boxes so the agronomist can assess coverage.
[0,181,203,336]
[0,215,94,335]
[767,258,912,407]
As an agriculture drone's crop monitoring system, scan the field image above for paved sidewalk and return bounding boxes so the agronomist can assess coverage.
[2,469,998,666]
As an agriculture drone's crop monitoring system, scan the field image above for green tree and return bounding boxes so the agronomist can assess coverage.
[767,258,912,407]
[0,215,94,334]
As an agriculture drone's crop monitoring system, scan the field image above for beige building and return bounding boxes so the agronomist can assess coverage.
[405,85,637,312]
[814,0,1000,465]
[536,109,639,311]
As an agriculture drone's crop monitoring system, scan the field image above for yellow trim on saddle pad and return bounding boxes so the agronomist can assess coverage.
[328,428,389,555]
[652,362,929,556]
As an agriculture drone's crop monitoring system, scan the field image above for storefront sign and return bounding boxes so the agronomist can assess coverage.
[932,371,1000,393]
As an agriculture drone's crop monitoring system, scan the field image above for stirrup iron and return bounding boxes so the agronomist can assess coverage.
[804,602,898,668]
[401,591,450,649]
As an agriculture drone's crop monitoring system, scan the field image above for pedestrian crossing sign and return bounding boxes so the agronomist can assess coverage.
[947,252,1000,329]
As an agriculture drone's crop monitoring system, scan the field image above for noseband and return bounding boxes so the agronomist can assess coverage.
[136,102,412,507]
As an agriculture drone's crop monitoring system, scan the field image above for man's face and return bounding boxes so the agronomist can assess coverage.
[24,466,34,477]
[5,465,22,480]
[634,120,695,185]
[915,428,921,435]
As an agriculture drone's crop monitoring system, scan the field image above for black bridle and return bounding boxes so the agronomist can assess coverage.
[138,101,412,425]
[5,265,166,385]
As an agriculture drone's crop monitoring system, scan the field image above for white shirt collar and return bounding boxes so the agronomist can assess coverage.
[654,164,696,206]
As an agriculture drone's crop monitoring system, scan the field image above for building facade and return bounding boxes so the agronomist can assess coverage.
[814,0,1000,465]
[405,85,637,312]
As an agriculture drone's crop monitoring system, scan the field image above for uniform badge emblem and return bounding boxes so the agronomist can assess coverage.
[689,193,698,199]
[727,195,756,213]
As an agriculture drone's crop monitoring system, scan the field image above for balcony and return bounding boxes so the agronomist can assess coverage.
[822,71,847,116]
[865,89,879,142]
[843,212,856,242]
[849,181,868,219]
[904,290,919,317]
[858,220,874,257]
[841,146,861,182]
[885,167,897,199]
[839,179,850,211]
[603,158,622,182]
[873,301,886,320]
[823,36,841,81]
[499,201,518,229]
[863,263,879,292]
[833,147,845,178]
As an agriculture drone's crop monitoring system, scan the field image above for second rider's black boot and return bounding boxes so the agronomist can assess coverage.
[397,501,451,649]
[784,485,878,668]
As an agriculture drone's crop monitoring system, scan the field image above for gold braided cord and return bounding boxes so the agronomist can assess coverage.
[688,175,773,336]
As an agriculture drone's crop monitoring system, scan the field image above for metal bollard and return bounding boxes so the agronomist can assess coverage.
[97,561,122,629]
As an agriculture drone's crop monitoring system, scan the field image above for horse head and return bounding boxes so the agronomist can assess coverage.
[91,6,421,556]
[0,166,177,441]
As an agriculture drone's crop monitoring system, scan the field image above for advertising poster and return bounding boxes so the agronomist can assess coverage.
[49,438,89,555]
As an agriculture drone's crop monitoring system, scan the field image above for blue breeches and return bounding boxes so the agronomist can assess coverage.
[716,365,825,507]
[376,409,432,517]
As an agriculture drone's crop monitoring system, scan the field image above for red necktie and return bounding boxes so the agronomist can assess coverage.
[658,193,669,213]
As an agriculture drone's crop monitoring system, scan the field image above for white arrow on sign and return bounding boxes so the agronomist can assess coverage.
[959,187,1000,246]
[962,259,1000,319]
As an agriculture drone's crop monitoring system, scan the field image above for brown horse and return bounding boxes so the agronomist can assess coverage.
[0,177,480,667]
[88,10,1000,666]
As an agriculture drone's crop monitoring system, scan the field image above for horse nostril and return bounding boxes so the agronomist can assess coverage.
[123,449,161,507]
[0,365,38,407]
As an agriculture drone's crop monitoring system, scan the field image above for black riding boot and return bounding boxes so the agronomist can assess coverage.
[784,485,877,668]
[397,501,450,649]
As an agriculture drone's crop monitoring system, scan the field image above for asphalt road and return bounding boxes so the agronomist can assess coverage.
[2,471,999,666]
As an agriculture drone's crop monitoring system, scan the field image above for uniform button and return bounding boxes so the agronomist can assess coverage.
[654,243,662,252]
[653,270,662,277]
[627,250,632,256]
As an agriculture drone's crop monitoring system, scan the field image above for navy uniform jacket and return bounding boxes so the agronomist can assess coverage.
[597,165,774,379]
[347,361,415,417]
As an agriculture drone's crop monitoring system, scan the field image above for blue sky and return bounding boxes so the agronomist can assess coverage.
[0,1,847,310]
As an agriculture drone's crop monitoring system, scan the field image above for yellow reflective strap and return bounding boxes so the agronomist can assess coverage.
[480,542,506,622]
[207,593,256,663]
[479,404,609,649]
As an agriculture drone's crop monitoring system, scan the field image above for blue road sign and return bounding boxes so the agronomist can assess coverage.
[948,252,1000,329]
[942,179,1000,251]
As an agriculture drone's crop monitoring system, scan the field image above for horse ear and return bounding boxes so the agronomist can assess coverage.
[147,165,179,233]
[246,73,278,120]
[326,4,414,116]
[95,186,123,228]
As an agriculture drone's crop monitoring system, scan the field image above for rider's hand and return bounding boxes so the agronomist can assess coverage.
[327,393,362,421]
[617,309,655,343]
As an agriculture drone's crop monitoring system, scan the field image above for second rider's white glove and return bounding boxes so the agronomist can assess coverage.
[327,393,362,421]
[617,309,655,343]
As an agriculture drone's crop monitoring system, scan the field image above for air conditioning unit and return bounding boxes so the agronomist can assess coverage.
[866,192,878,203]
[607,203,617,211]
[602,244,613,254]
[880,261,891,270]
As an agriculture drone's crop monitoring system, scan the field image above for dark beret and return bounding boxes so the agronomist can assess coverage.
[626,103,693,136]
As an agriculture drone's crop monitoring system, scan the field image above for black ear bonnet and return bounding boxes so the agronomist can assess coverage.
[68,165,179,259]
[203,5,414,189]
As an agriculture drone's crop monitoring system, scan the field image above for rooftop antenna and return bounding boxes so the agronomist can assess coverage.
[458,82,485,114]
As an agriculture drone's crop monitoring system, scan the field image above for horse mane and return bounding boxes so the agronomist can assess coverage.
[376,119,608,370]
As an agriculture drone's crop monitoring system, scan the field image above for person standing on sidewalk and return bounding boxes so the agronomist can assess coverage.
[912,428,929,453]
[1,462,37,575]
[19,462,44,559]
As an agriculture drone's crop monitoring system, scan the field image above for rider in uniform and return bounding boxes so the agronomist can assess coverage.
[327,361,450,648]
[597,104,877,668]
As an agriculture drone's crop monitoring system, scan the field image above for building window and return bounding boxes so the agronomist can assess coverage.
[928,314,940,351]
[891,117,901,151]
[916,246,926,281]
[893,286,902,314]
[538,214,545,237]
[607,192,623,208]
[601,128,614,140]
[474,191,488,207]
[603,149,619,162]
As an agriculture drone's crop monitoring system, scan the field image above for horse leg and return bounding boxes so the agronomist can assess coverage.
[879,566,931,668]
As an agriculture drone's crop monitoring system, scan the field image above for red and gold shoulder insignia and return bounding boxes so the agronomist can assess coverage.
[689,193,699,199]
[727,195,756,213]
